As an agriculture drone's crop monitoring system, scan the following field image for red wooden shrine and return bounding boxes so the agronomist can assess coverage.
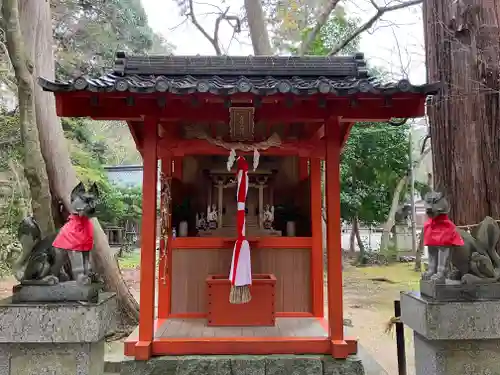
[39,52,438,361]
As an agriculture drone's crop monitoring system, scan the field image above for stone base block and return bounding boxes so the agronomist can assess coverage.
[414,332,500,375]
[120,355,365,375]
[0,342,104,375]
[0,293,116,375]
[0,292,116,343]
[400,291,500,340]
[420,279,500,301]
[401,291,500,375]
[12,281,103,303]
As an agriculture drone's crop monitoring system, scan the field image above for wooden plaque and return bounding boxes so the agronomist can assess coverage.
[229,107,255,141]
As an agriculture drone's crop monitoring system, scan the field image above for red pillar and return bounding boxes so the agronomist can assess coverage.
[136,117,158,360]
[310,158,324,317]
[157,156,172,319]
[325,117,356,358]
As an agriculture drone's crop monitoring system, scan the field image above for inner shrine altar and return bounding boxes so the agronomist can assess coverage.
[196,169,281,237]
[39,52,438,370]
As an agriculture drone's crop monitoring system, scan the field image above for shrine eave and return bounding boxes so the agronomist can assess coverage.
[37,51,440,97]
[38,74,440,97]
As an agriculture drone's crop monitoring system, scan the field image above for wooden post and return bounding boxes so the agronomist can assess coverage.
[208,183,212,207]
[258,183,264,228]
[157,156,172,319]
[217,181,223,227]
[310,158,324,317]
[136,117,158,360]
[325,117,352,358]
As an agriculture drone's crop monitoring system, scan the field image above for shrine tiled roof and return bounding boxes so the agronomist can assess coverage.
[38,52,440,96]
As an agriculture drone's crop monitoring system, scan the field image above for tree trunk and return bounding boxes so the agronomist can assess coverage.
[2,0,54,237]
[18,0,139,330]
[348,222,356,255]
[380,175,408,250]
[353,215,365,256]
[414,228,424,272]
[424,0,500,224]
[244,0,273,55]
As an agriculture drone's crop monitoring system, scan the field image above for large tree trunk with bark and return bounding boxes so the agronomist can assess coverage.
[18,0,139,330]
[2,0,54,237]
[244,0,273,55]
[424,0,500,224]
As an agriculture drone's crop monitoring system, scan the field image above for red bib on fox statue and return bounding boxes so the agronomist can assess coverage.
[52,215,94,251]
[423,214,464,247]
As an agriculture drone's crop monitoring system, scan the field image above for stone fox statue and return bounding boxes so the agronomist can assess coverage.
[422,191,464,282]
[13,182,99,286]
[423,191,500,284]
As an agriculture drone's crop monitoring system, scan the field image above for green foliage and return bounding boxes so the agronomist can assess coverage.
[341,123,410,225]
[118,250,141,269]
[300,13,361,55]
[52,0,172,78]
[0,109,21,170]
[298,11,411,226]
[62,118,142,227]
[415,181,431,200]
[0,109,26,275]
[98,185,142,227]
[380,243,399,263]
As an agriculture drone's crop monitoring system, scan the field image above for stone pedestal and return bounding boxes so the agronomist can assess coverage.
[0,292,116,375]
[401,291,500,375]
[120,355,365,375]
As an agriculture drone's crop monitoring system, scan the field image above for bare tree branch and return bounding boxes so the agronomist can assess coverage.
[187,0,222,55]
[182,0,241,56]
[329,0,422,55]
[214,7,241,53]
[299,0,342,56]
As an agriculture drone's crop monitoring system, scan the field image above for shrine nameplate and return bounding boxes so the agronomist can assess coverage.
[229,107,255,141]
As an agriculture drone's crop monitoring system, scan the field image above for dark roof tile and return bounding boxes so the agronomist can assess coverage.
[38,73,440,96]
[38,52,441,97]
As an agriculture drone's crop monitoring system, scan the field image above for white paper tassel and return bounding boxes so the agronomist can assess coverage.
[227,149,236,171]
[253,149,260,171]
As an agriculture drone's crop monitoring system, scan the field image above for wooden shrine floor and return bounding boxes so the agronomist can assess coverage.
[155,318,328,338]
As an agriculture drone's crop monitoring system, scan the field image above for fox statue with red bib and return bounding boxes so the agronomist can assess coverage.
[422,191,500,285]
[13,182,100,286]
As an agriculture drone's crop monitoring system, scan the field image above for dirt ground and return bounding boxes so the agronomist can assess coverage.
[341,263,419,375]
[0,261,419,375]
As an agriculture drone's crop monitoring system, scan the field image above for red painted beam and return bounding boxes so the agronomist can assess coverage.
[340,122,355,150]
[156,138,321,157]
[127,120,143,152]
[54,95,426,122]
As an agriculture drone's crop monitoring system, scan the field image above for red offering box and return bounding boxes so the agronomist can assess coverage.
[206,274,276,326]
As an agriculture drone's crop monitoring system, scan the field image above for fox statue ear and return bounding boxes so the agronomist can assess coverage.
[89,182,100,200]
[70,182,86,202]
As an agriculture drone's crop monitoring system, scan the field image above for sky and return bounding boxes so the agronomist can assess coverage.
[141,0,427,84]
